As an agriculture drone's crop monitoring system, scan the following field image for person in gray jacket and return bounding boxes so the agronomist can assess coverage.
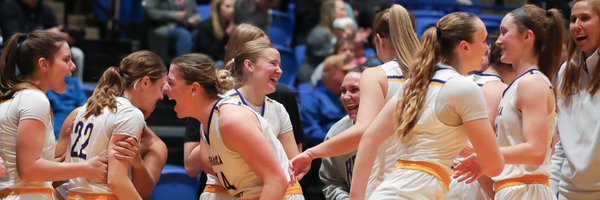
[319,66,365,200]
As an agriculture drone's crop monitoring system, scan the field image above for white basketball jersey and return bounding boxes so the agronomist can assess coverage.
[202,98,290,199]
[205,90,293,187]
[469,71,503,86]
[68,97,145,194]
[0,89,55,190]
[493,69,556,181]
[365,60,408,197]
[223,89,293,136]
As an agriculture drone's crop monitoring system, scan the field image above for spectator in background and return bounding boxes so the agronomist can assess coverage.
[311,38,361,86]
[47,77,87,138]
[195,0,235,62]
[144,0,200,62]
[297,0,349,84]
[0,0,85,76]
[300,54,354,148]
[0,0,88,139]
[319,66,365,200]
[232,0,279,31]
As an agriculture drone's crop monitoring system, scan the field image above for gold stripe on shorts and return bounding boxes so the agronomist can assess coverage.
[393,160,452,189]
[203,184,228,193]
[494,174,550,192]
[67,191,118,200]
[285,181,303,195]
[0,187,54,198]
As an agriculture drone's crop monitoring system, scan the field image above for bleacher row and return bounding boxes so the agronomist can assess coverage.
[143,1,514,199]
[0,1,515,199]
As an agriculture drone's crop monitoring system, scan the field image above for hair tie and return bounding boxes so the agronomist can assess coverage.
[435,26,443,40]
[546,10,552,17]
[16,34,27,49]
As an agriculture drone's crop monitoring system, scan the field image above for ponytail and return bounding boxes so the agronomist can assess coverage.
[0,31,65,100]
[538,9,565,89]
[84,67,125,118]
[388,4,420,74]
[394,12,478,140]
[395,27,441,140]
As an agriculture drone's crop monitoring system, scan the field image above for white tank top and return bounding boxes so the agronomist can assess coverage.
[0,89,55,190]
[203,97,290,199]
[469,71,503,86]
[205,91,294,186]
[493,69,556,181]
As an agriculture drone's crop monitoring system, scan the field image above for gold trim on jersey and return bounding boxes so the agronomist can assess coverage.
[67,191,117,200]
[0,187,53,198]
[494,174,550,192]
[393,160,451,190]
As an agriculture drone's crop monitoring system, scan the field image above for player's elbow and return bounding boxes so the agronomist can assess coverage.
[530,151,547,165]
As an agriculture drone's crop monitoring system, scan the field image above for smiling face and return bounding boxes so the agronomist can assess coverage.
[340,71,361,119]
[46,42,76,93]
[570,0,600,57]
[464,18,489,73]
[166,65,193,119]
[134,74,167,119]
[496,14,527,65]
[244,48,282,95]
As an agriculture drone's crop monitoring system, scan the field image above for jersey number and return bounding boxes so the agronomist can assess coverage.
[70,121,94,159]
[217,171,237,190]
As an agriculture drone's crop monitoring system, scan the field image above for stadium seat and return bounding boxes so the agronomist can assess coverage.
[275,45,299,86]
[152,165,199,200]
[269,10,294,46]
[198,4,211,22]
[294,44,306,67]
[412,10,444,38]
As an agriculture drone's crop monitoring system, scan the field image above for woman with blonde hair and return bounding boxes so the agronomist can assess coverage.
[351,12,504,199]
[166,53,291,199]
[65,50,167,200]
[458,4,565,199]
[0,31,107,199]
[290,4,420,198]
[196,0,236,61]
[551,0,600,198]
[297,0,350,83]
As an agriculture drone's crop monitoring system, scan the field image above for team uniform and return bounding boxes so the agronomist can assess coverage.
[370,64,488,199]
[202,97,300,200]
[551,49,600,200]
[319,116,355,200]
[200,90,302,200]
[363,60,407,199]
[0,89,56,200]
[493,69,556,199]
[67,97,146,200]
[448,71,503,200]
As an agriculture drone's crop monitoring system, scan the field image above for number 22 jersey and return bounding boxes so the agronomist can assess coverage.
[68,97,145,194]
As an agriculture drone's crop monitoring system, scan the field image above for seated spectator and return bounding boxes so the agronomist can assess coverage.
[1,0,85,75]
[320,66,365,200]
[196,0,235,62]
[311,38,361,86]
[46,77,87,139]
[300,54,355,148]
[297,0,349,84]
[232,0,278,31]
[144,0,199,62]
